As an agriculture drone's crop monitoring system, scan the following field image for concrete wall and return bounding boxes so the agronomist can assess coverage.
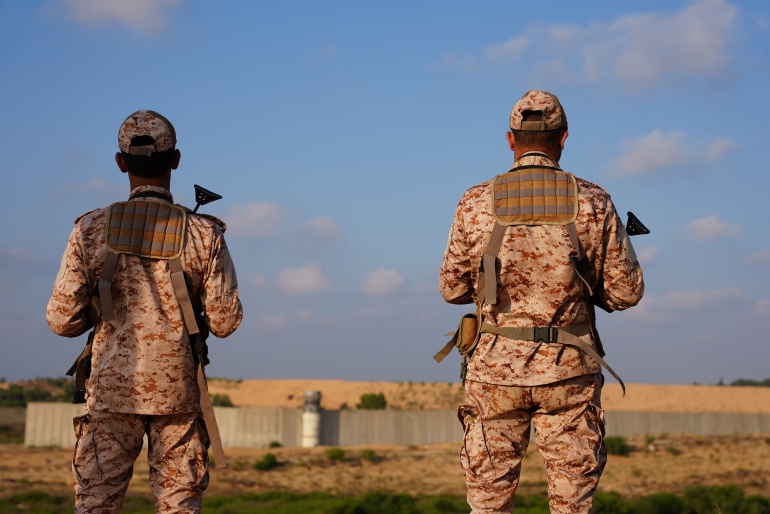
[604,411,770,437]
[24,403,770,449]
[25,403,85,448]
[321,410,462,446]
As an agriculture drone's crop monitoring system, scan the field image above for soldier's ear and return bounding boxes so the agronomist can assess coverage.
[115,152,128,174]
[506,131,516,152]
[559,130,569,150]
[171,149,181,171]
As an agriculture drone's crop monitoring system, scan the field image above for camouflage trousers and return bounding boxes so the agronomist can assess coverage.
[459,374,606,514]
[72,410,210,514]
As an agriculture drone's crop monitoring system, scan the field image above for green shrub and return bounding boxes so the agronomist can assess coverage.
[254,452,279,471]
[593,491,631,514]
[268,440,282,448]
[357,392,387,410]
[0,378,76,406]
[359,448,379,463]
[744,494,770,514]
[325,447,347,462]
[211,393,234,407]
[631,491,684,514]
[0,385,30,407]
[604,435,631,456]
[328,491,420,514]
[683,484,746,514]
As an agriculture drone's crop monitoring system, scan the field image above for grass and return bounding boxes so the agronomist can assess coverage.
[1,487,768,514]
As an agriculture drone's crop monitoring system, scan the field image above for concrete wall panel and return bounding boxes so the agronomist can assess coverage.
[25,404,770,449]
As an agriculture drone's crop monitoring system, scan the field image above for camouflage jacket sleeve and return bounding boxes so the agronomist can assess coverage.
[591,193,645,311]
[46,223,94,337]
[439,184,485,305]
[200,230,243,338]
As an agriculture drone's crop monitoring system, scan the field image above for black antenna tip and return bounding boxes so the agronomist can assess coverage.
[626,211,650,236]
[193,184,223,212]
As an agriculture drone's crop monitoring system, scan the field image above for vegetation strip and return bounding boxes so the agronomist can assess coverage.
[2,486,769,513]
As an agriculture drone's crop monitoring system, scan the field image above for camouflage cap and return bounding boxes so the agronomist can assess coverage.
[118,110,176,156]
[509,90,567,131]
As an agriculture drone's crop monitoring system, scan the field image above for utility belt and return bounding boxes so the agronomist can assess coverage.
[478,322,624,393]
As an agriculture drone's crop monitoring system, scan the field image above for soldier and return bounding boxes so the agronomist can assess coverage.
[439,90,644,513]
[47,110,243,514]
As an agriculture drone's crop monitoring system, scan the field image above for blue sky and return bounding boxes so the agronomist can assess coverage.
[1,0,768,386]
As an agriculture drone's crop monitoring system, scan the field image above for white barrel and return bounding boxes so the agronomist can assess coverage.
[301,390,322,447]
[301,410,321,448]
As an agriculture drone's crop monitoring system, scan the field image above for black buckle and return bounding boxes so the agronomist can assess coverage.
[533,327,557,342]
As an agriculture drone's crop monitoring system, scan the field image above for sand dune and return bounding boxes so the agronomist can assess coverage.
[207,379,770,413]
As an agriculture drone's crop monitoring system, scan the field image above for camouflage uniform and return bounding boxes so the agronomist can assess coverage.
[47,111,243,514]
[440,91,643,513]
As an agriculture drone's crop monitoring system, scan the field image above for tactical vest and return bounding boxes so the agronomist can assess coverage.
[435,161,625,393]
[66,197,229,467]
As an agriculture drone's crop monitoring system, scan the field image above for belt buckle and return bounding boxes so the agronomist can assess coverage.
[534,327,556,342]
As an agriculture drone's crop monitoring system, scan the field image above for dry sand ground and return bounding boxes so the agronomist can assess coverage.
[2,434,770,502]
[207,379,770,413]
[2,381,770,503]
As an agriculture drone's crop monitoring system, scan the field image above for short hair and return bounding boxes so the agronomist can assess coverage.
[511,111,566,149]
[121,136,176,178]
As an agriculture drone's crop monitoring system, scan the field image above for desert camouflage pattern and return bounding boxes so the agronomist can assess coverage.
[509,90,568,131]
[72,410,209,514]
[118,110,176,153]
[439,152,644,386]
[47,185,243,414]
[460,375,606,514]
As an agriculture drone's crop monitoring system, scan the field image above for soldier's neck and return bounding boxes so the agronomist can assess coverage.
[128,172,171,191]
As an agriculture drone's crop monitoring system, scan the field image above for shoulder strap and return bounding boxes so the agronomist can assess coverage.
[98,251,119,321]
[480,223,507,306]
[168,258,227,469]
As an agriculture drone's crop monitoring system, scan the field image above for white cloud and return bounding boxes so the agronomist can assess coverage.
[294,216,342,242]
[756,299,770,316]
[52,177,125,205]
[436,0,738,92]
[705,138,738,161]
[276,263,331,296]
[608,130,736,176]
[636,246,659,266]
[226,203,285,239]
[257,310,312,331]
[361,269,404,296]
[484,37,531,63]
[431,53,480,72]
[66,148,94,167]
[0,246,43,270]
[244,273,267,291]
[684,215,740,242]
[627,288,743,322]
[57,0,184,34]
[747,249,770,266]
[313,44,339,61]
[609,0,736,90]
[609,130,691,176]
